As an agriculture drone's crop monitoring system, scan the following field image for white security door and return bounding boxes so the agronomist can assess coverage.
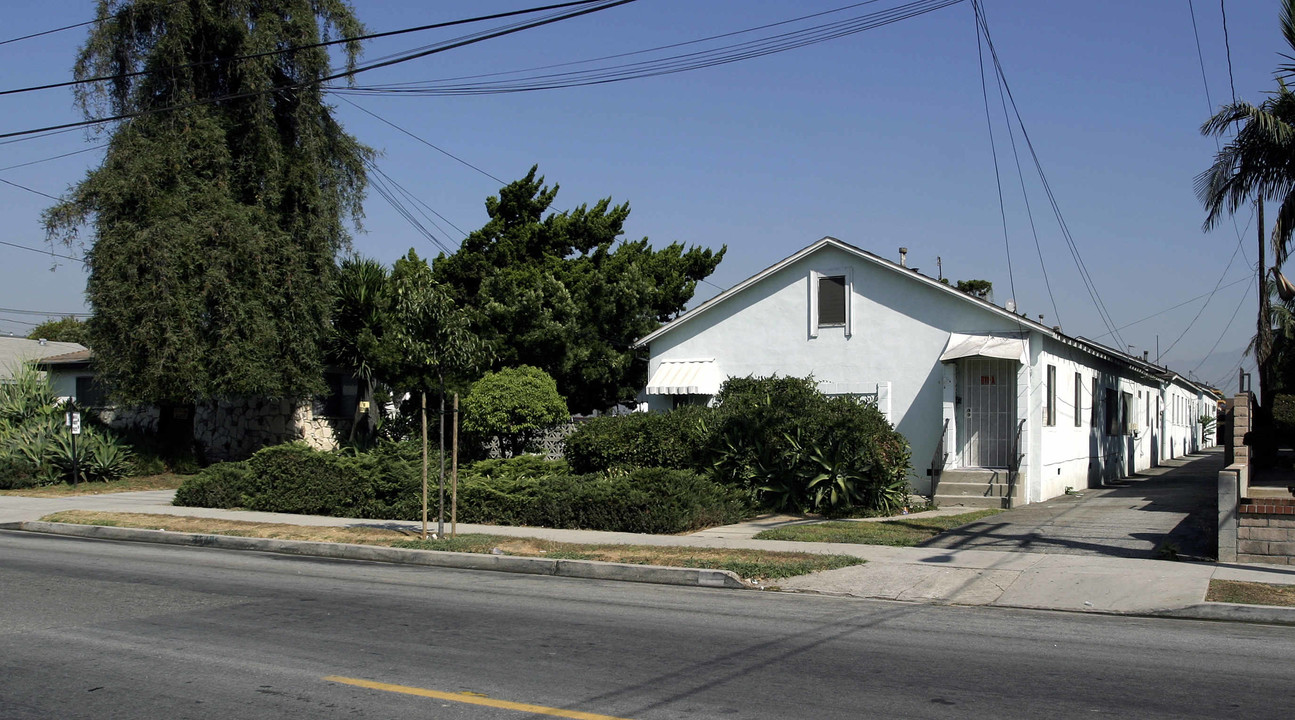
[959,357,1017,468]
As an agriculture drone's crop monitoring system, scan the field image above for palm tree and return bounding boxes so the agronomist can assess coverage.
[1195,0,1295,414]
[329,256,392,442]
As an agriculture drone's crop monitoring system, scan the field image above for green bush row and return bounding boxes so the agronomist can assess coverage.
[563,375,912,516]
[174,443,748,534]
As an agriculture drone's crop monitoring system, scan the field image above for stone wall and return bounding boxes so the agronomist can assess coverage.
[98,405,159,435]
[1237,499,1295,565]
[194,397,350,462]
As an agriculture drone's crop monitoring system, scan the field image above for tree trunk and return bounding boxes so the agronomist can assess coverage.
[156,401,196,460]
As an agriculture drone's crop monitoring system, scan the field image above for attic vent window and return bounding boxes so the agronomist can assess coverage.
[818,275,847,326]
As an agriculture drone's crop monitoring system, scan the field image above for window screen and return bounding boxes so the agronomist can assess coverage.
[818,275,846,326]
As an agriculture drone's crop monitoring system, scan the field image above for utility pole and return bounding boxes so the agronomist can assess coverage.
[1258,198,1272,414]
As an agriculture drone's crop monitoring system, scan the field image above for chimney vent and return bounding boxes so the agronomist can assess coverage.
[898,247,908,268]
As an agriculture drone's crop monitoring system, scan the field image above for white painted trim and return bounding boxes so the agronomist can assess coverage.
[808,266,853,338]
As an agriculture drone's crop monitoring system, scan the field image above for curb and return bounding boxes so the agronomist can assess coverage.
[1,521,747,590]
[1148,602,1295,626]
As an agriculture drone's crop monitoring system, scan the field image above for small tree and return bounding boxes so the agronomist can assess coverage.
[26,317,89,346]
[386,249,488,538]
[462,366,569,457]
[955,279,993,300]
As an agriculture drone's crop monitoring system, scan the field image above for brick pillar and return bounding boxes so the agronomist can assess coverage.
[1233,392,1254,497]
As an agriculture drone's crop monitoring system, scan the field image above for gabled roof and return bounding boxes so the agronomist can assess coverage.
[634,236,1053,348]
[33,348,93,366]
[634,236,1214,394]
[0,337,87,378]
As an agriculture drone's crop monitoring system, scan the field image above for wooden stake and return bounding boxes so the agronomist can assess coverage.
[421,391,428,541]
[451,392,459,538]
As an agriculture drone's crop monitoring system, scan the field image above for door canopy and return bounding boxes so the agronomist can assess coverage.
[939,332,1027,365]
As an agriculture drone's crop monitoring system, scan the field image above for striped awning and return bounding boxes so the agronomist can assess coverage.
[645,359,723,395]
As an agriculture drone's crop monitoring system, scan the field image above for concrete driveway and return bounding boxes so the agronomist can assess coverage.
[920,448,1222,560]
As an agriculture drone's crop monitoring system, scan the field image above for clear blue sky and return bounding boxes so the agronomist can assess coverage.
[0,0,1282,389]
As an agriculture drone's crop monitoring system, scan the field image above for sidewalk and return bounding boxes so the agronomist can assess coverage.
[4,462,1295,622]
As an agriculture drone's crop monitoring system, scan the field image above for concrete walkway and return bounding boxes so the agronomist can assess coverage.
[4,452,1295,622]
[921,450,1221,560]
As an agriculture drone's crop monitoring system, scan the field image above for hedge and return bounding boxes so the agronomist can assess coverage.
[563,405,710,473]
[173,443,747,534]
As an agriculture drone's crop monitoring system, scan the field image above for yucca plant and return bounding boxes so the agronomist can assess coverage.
[83,430,134,483]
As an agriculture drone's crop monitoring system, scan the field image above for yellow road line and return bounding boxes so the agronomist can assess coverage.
[323,675,634,720]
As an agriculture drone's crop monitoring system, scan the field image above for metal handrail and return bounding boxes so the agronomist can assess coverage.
[1006,418,1027,506]
[930,418,949,498]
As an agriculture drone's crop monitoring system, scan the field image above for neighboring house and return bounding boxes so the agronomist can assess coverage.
[634,237,1214,507]
[0,337,87,380]
[34,349,359,461]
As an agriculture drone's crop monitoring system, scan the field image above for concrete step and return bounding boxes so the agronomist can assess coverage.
[932,494,1012,510]
[939,469,1010,485]
[936,481,1012,498]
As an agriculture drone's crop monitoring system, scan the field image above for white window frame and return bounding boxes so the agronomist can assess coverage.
[808,267,853,338]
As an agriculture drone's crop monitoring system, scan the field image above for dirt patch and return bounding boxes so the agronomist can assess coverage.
[38,511,862,582]
[1207,579,1295,607]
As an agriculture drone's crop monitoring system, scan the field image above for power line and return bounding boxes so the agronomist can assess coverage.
[973,1,1125,347]
[1091,273,1253,340]
[0,0,609,98]
[0,145,105,172]
[1220,0,1237,104]
[0,0,186,48]
[0,0,639,142]
[1193,276,1255,376]
[972,2,1018,316]
[0,239,84,263]
[991,33,1059,327]
[0,177,60,201]
[0,316,43,328]
[337,97,504,184]
[334,0,964,97]
[0,306,91,317]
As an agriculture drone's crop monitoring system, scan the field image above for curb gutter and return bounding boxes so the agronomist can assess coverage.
[2,521,747,590]
[1149,602,1295,626]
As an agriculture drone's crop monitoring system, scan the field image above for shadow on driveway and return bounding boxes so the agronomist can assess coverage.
[918,449,1222,561]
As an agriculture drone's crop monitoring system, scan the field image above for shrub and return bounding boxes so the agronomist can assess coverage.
[462,366,569,457]
[242,443,373,516]
[48,427,135,483]
[706,376,911,516]
[174,462,251,508]
[564,405,710,473]
[455,464,748,534]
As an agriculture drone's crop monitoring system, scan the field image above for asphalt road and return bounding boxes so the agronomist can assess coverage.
[2,530,1292,720]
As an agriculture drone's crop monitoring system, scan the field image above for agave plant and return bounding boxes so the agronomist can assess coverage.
[82,430,134,483]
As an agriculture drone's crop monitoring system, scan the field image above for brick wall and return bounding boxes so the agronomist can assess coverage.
[1237,499,1295,565]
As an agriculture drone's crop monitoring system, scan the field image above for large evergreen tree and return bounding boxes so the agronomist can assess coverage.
[44,0,370,411]
[433,167,725,413]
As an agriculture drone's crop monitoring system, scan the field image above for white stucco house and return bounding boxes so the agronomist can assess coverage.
[634,237,1214,508]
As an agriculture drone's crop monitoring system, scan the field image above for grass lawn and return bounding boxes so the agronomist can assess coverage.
[38,510,863,583]
[1206,579,1295,607]
[0,473,188,497]
[752,509,1005,547]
